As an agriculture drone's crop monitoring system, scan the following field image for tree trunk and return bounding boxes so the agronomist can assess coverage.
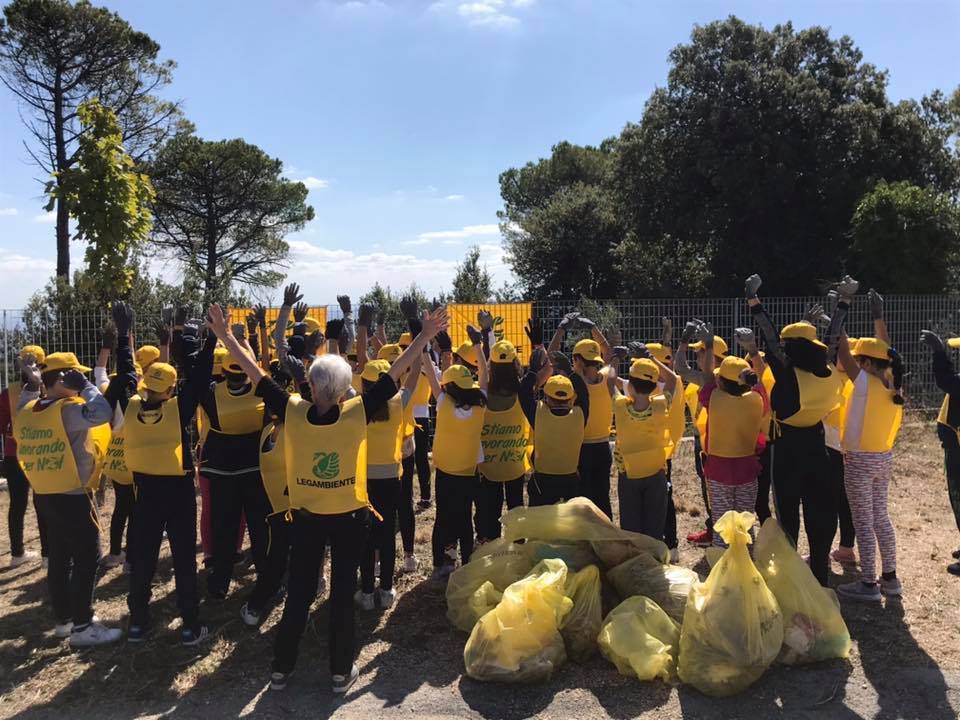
[53,78,70,281]
[204,191,218,305]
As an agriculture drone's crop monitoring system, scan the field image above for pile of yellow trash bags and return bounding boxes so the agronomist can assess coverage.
[447,499,851,697]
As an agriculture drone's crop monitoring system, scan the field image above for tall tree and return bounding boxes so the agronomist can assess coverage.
[147,135,314,303]
[450,245,493,303]
[0,0,187,279]
[49,99,154,296]
[359,282,429,341]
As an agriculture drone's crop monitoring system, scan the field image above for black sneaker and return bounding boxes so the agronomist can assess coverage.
[181,624,209,646]
[127,625,149,643]
[270,670,292,691]
[952,549,960,560]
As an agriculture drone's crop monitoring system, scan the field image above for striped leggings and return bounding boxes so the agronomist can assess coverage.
[844,451,896,583]
[706,479,758,548]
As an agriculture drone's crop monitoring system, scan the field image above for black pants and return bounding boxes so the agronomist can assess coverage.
[432,471,480,567]
[528,472,580,507]
[273,508,369,676]
[207,471,272,598]
[109,481,135,557]
[128,473,200,629]
[618,471,668,539]
[829,447,855,547]
[946,445,960,534]
[693,434,712,529]
[361,477,401,592]
[414,420,431,502]
[474,475,524,543]
[772,424,837,587]
[398,455,415,553]
[247,512,291,613]
[34,493,100,625]
[664,459,678,549]
[4,456,48,558]
[755,443,773,524]
[578,442,612,518]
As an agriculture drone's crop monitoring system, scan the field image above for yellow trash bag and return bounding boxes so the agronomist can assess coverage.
[598,596,681,683]
[607,556,700,623]
[755,518,852,664]
[560,565,603,662]
[446,538,536,632]
[464,559,573,683]
[501,497,669,568]
[677,511,784,697]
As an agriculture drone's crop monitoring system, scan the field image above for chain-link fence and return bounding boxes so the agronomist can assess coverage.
[3,295,959,409]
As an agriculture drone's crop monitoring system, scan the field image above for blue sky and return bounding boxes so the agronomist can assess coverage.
[1,0,958,307]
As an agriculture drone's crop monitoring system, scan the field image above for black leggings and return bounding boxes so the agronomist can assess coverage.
[414,420,432,502]
[693,434,712,528]
[946,444,960,534]
[528,472,579,506]
[474,475,524,543]
[361,476,401,592]
[109,481,135,557]
[755,443,773,524]
[432,470,479,567]
[578,441,613,518]
[829,447,855,548]
[4,456,48,557]
[398,455,416,553]
[664,459,678,549]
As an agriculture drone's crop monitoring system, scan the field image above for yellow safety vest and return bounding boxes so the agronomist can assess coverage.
[705,388,764,458]
[351,373,363,395]
[613,395,671,479]
[759,366,775,436]
[823,378,851,438]
[433,395,485,476]
[684,382,708,438]
[666,380,686,458]
[367,394,403,470]
[842,373,902,453]
[533,403,584,475]
[202,382,265,435]
[938,394,957,436]
[780,366,842,428]
[284,395,368,515]
[411,374,432,408]
[479,398,530,482]
[102,425,133,485]
[123,397,185,476]
[259,423,289,515]
[583,375,613,442]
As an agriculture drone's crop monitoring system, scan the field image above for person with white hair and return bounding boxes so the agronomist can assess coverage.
[206,302,448,696]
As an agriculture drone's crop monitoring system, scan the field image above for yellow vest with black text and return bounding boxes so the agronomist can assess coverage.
[123,396,185,476]
[367,394,403,471]
[706,388,765,458]
[479,398,530,482]
[284,395,368,514]
[842,373,902,453]
[102,424,133,485]
[780,366,842,428]
[533,403,584,475]
[433,395,485,476]
[259,423,289,514]
[613,395,671,478]
[583,375,613,442]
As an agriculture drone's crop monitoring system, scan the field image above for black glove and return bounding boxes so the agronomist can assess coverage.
[152,318,170,346]
[246,313,258,337]
[834,275,859,300]
[112,301,134,337]
[680,320,699,345]
[287,335,305,359]
[358,304,376,331]
[231,323,246,342]
[466,325,483,346]
[408,317,423,338]
[101,322,118,351]
[436,331,452,353]
[306,330,324,357]
[175,306,189,327]
[743,371,759,387]
[525,318,544,346]
[478,310,494,331]
[696,321,714,347]
[337,295,352,316]
[61,368,88,392]
[627,341,650,359]
[551,351,573,376]
[253,304,268,328]
[399,296,419,320]
[803,303,828,325]
[558,311,580,331]
[612,346,628,360]
[325,319,345,344]
[745,273,762,300]
[293,302,309,323]
[292,321,307,337]
[283,355,306,386]
[734,327,758,355]
[283,283,303,307]
[920,330,946,354]
[889,348,905,390]
[868,289,884,321]
[337,328,350,356]
[529,346,547,375]
[376,309,386,327]
[161,306,175,326]
[576,316,596,330]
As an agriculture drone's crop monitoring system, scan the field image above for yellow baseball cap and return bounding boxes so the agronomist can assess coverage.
[781,322,826,349]
[303,317,322,334]
[142,362,177,393]
[20,345,46,365]
[629,358,659,383]
[213,346,229,374]
[378,343,402,363]
[719,356,750,383]
[689,336,729,357]
[223,353,245,374]
[490,340,517,364]
[544,374,574,400]
[361,359,391,382]
[442,364,479,390]
[41,352,91,374]
[398,332,413,348]
[854,337,890,361]
[644,342,671,364]
[947,338,960,350]
[454,341,478,366]
[846,337,861,355]
[135,345,160,369]
[573,339,602,362]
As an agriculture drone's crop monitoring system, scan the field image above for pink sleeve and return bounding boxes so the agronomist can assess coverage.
[754,382,769,413]
[698,383,715,408]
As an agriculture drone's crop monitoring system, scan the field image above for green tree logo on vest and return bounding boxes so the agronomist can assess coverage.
[312,452,340,480]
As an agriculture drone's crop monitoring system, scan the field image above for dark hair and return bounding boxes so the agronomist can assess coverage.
[453,354,477,373]
[628,378,657,395]
[857,355,890,371]
[575,355,604,371]
[444,383,486,409]
[362,378,390,422]
[719,377,750,396]
[784,338,828,374]
[489,361,521,395]
[41,370,61,389]
[224,370,247,386]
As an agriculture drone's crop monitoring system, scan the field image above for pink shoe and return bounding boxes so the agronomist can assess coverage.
[831,546,857,565]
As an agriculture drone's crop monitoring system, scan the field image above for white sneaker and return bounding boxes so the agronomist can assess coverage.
[54,621,73,639]
[377,588,396,609]
[354,590,375,611]
[240,603,261,627]
[9,551,38,568]
[402,554,419,574]
[331,663,359,694]
[100,552,125,569]
[69,622,123,648]
[669,548,680,564]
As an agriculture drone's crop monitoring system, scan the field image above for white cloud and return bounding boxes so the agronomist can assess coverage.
[301,176,330,190]
[402,237,433,246]
[442,239,462,245]
[431,0,533,28]
[444,194,464,201]
[0,251,57,307]
[34,210,56,224]
[415,223,500,243]
[0,208,18,216]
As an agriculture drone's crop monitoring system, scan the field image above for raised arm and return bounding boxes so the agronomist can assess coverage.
[208,305,265,385]
[274,283,302,363]
[389,308,448,384]
[548,310,579,356]
[869,289,890,345]
[674,320,708,385]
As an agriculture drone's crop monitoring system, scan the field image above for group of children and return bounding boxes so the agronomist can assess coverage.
[3,272,959,694]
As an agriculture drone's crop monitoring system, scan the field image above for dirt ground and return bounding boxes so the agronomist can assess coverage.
[0,418,959,719]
